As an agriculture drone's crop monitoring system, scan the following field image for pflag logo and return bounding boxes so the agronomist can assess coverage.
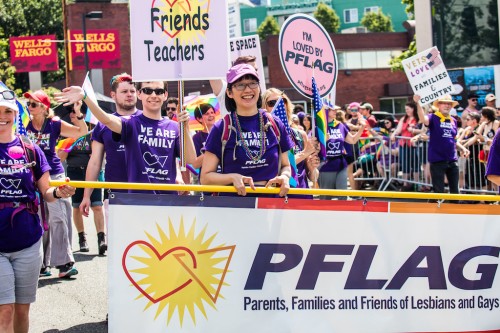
[122,217,235,325]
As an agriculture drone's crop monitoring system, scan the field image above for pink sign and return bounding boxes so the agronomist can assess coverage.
[279,14,337,98]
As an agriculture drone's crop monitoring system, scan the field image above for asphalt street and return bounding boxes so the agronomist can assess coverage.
[31,211,108,333]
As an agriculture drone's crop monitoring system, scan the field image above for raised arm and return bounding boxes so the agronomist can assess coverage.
[415,95,429,126]
[55,86,122,134]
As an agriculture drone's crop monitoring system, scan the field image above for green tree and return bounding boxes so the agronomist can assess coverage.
[313,2,340,33]
[257,16,280,41]
[361,9,394,32]
[389,38,416,72]
[0,0,64,91]
[402,0,414,19]
[389,0,415,71]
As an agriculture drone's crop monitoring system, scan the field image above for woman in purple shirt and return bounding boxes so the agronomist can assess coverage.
[201,64,294,197]
[24,90,87,278]
[486,129,500,187]
[0,89,76,333]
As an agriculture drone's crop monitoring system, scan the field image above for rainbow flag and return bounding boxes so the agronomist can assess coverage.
[312,77,327,159]
[184,94,220,131]
[55,130,93,153]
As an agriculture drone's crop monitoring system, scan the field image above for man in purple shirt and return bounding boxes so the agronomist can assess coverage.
[56,81,196,194]
[416,94,469,194]
[79,73,140,255]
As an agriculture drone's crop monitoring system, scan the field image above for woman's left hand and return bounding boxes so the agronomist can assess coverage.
[265,175,290,197]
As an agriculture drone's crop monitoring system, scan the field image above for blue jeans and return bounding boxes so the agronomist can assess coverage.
[430,161,459,194]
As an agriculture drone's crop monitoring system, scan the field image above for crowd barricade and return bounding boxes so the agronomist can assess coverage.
[350,135,396,191]
[460,142,498,194]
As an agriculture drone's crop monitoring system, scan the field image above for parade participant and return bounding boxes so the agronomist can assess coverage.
[25,89,87,278]
[210,55,257,118]
[416,95,469,194]
[78,73,140,254]
[298,112,312,136]
[0,89,76,333]
[486,129,500,186]
[191,103,217,170]
[391,101,420,192]
[262,88,317,194]
[55,81,196,194]
[201,64,294,197]
[57,103,105,255]
[345,102,363,190]
[460,112,484,190]
[319,105,365,199]
[163,97,178,120]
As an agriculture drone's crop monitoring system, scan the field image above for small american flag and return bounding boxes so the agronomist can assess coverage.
[271,97,292,135]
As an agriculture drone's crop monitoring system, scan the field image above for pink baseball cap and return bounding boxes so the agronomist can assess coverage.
[226,64,259,84]
[348,102,361,110]
[23,90,51,109]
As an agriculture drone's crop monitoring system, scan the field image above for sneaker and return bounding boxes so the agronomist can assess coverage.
[79,232,89,252]
[58,263,78,279]
[98,232,107,256]
[40,266,52,277]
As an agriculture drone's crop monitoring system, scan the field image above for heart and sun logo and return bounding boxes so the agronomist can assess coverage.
[122,217,235,326]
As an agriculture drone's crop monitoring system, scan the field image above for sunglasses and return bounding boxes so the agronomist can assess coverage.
[350,108,359,112]
[232,82,259,91]
[140,88,166,95]
[470,98,478,102]
[1,90,15,100]
[27,101,40,108]
[266,100,278,108]
[165,107,177,111]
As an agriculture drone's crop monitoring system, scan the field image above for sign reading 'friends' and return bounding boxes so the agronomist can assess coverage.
[129,0,229,81]
[279,14,337,98]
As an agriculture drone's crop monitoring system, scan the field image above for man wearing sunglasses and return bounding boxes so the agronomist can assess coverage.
[77,73,141,254]
[462,93,479,128]
[56,80,196,194]
[163,97,178,120]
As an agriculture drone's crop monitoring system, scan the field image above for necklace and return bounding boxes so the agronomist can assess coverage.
[233,110,266,162]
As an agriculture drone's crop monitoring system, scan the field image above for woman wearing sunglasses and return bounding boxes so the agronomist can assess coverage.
[0,88,76,332]
[201,64,294,197]
[24,90,88,278]
[262,88,318,195]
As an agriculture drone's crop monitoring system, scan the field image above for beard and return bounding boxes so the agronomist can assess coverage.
[116,101,136,112]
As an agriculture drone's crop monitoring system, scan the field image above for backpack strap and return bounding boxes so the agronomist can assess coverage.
[220,113,235,173]
[18,135,48,231]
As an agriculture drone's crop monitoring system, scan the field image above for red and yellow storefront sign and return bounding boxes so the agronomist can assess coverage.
[10,35,59,73]
[68,29,121,70]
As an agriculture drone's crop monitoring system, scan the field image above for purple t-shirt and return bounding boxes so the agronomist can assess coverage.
[27,118,64,175]
[121,114,180,193]
[485,130,500,178]
[92,111,142,185]
[193,131,209,156]
[204,111,294,182]
[320,122,349,172]
[427,114,458,163]
[0,137,50,252]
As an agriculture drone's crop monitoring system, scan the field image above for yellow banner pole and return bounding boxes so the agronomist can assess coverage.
[49,180,500,202]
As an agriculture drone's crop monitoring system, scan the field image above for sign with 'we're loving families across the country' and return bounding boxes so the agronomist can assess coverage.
[129,0,229,81]
[403,46,455,105]
[279,14,337,98]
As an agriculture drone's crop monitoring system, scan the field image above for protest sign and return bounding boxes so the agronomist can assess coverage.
[279,14,337,98]
[129,0,229,81]
[403,46,454,105]
[10,35,58,73]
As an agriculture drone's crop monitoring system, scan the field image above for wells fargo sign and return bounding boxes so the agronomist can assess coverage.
[10,35,59,73]
[68,29,121,70]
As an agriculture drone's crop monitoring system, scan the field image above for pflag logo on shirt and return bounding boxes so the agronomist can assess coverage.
[122,218,235,326]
